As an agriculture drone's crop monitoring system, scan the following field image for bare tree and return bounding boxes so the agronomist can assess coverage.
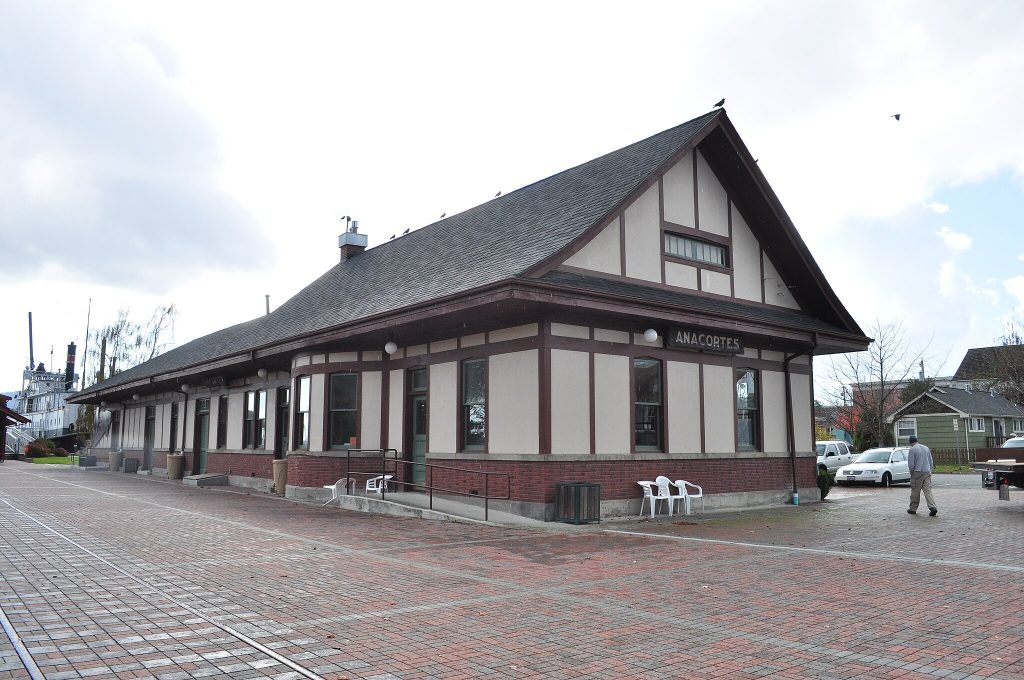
[823,320,935,450]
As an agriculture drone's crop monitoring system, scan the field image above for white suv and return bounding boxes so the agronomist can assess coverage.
[815,440,854,472]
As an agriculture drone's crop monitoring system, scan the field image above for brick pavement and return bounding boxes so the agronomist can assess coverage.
[0,462,1021,679]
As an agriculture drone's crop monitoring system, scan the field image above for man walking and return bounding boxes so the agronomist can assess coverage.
[907,435,937,516]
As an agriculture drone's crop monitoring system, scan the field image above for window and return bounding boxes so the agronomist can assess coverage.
[838,442,849,455]
[461,359,486,450]
[896,419,916,438]
[665,232,728,267]
[295,376,310,450]
[275,387,290,457]
[110,410,121,450]
[735,369,760,450]
[634,358,662,450]
[169,403,179,451]
[328,373,359,448]
[216,395,229,448]
[968,417,985,433]
[243,390,267,449]
[1013,419,1024,434]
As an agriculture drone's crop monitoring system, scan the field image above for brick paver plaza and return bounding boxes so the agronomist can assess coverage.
[0,463,1021,679]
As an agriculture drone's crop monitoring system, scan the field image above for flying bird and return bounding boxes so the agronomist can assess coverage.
[403,228,410,235]
[494,190,501,197]
[713,98,725,108]
[891,113,901,121]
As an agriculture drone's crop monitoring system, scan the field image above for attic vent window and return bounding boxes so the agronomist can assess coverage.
[665,233,728,267]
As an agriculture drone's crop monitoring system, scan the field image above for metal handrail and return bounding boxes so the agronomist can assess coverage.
[337,448,512,521]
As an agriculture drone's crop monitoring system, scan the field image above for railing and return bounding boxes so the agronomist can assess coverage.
[5,428,34,455]
[986,436,1011,448]
[338,448,512,522]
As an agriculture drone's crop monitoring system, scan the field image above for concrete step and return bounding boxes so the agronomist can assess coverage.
[183,473,228,487]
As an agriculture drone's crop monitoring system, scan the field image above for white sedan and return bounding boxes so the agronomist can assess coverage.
[834,447,911,487]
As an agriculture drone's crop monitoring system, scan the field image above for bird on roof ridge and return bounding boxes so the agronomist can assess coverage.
[403,228,410,235]
[713,98,725,108]
[439,212,446,219]
[494,190,501,197]
[389,234,395,240]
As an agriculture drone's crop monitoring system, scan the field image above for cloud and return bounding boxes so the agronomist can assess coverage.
[1006,276,1024,311]
[936,226,972,252]
[0,4,269,292]
[939,260,999,304]
[923,201,951,214]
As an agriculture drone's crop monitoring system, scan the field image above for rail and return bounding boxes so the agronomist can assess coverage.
[5,428,34,455]
[338,448,512,522]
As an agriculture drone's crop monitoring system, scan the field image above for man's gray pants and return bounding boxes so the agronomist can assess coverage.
[909,471,936,511]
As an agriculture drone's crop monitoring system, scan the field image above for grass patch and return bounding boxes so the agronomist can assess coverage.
[28,456,74,465]
[934,464,973,474]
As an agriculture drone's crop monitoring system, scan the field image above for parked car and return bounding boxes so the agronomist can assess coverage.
[815,440,855,472]
[1001,436,1024,448]
[834,447,911,487]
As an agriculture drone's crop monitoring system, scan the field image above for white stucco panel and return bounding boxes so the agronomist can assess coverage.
[624,184,662,282]
[309,374,325,452]
[762,255,801,310]
[489,350,539,455]
[731,205,762,302]
[665,261,698,289]
[700,269,731,296]
[667,361,701,454]
[388,370,404,453]
[702,364,735,453]
[551,349,590,455]
[594,353,630,454]
[360,371,382,450]
[696,151,729,237]
[226,392,244,450]
[663,152,695,227]
[761,370,787,453]
[563,218,621,275]
[790,373,813,452]
[429,362,457,454]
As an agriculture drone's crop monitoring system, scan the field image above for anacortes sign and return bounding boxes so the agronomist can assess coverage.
[668,327,743,354]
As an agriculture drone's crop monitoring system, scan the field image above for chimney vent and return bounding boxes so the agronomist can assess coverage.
[338,219,368,261]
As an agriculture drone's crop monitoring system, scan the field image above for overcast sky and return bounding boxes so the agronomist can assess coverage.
[2,1,1022,400]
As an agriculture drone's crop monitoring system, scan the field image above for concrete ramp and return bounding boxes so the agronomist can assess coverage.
[183,473,228,487]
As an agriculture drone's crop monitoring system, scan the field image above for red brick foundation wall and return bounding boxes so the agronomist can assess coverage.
[288,454,814,503]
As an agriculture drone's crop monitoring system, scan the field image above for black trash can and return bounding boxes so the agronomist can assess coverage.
[554,481,601,524]
[123,457,140,473]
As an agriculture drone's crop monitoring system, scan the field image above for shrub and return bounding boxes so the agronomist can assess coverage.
[24,439,56,458]
[817,469,835,500]
[55,447,69,456]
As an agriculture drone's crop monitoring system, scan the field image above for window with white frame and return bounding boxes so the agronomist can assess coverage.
[968,417,985,433]
[664,232,728,267]
[896,419,916,438]
[1013,418,1024,434]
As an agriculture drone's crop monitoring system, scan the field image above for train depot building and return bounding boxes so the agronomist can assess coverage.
[72,110,870,520]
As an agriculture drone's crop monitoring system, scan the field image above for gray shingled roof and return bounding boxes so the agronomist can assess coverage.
[897,386,1024,418]
[954,345,1024,380]
[78,112,721,397]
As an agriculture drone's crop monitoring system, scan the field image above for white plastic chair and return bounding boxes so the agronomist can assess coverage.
[322,478,356,506]
[365,474,394,494]
[671,479,704,515]
[638,480,672,518]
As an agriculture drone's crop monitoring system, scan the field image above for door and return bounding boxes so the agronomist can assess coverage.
[274,387,290,460]
[891,449,910,481]
[193,398,210,474]
[993,419,1004,440]
[143,406,155,471]
[410,395,427,487]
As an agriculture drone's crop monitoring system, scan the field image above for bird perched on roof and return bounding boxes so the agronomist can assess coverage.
[389,234,395,240]
[713,98,725,108]
[494,190,501,197]
[891,113,901,121]
[439,212,446,219]
[403,228,410,235]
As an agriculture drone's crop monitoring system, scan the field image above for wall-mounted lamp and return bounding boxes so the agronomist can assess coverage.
[180,383,190,393]
[132,394,140,402]
[99,401,106,409]
[643,328,659,343]
[384,341,398,355]
[257,368,268,379]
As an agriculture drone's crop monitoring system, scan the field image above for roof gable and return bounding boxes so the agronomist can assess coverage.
[891,385,1024,419]
[954,345,1024,380]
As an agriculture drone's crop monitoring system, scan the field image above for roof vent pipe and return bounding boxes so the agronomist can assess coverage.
[339,218,368,261]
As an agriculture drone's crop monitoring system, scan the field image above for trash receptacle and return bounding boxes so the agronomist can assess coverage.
[166,454,185,480]
[77,455,97,467]
[272,458,287,496]
[123,457,140,474]
[108,450,123,472]
[554,481,601,524]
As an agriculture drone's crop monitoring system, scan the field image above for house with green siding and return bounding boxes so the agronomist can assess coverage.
[888,386,1024,453]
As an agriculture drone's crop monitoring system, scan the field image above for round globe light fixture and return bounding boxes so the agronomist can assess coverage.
[257,368,268,379]
[643,328,659,343]
[384,341,398,355]
[180,383,190,393]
